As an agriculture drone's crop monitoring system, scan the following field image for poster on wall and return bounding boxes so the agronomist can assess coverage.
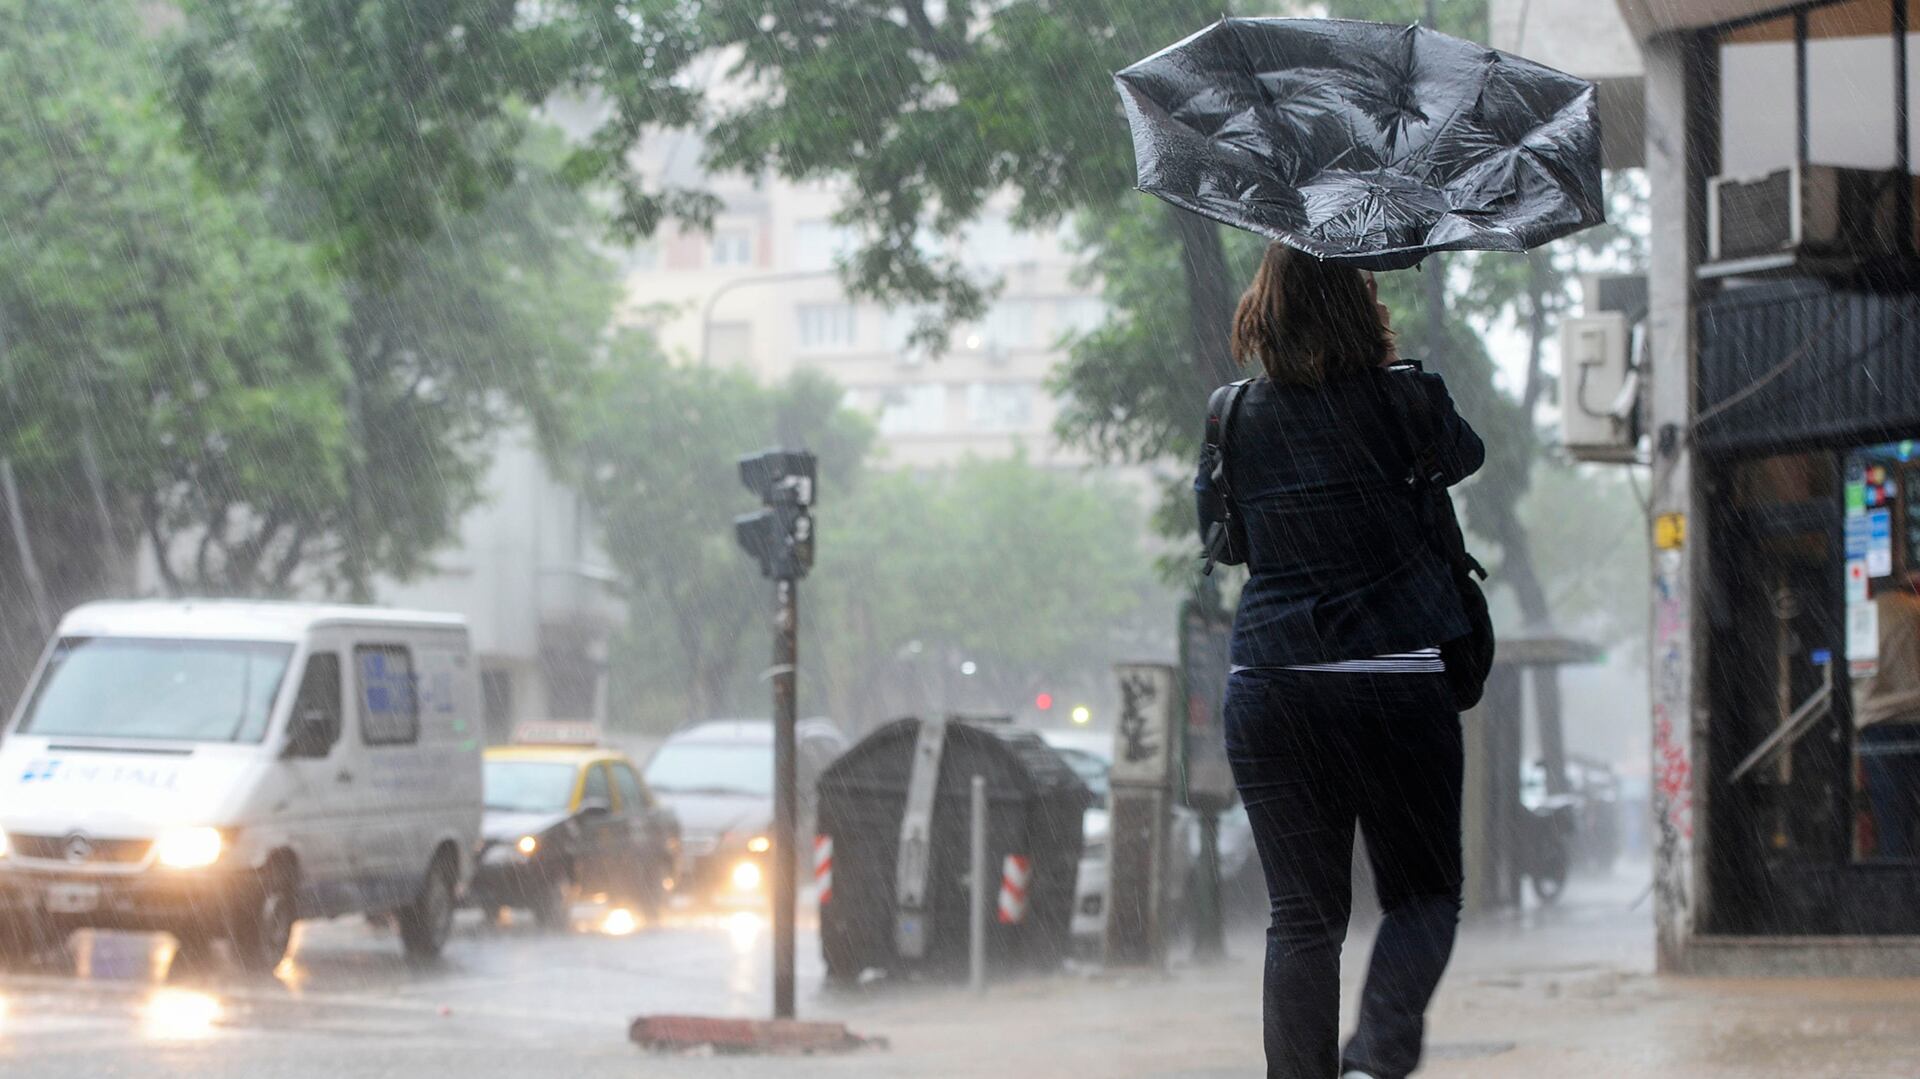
[1867,509,1894,579]
[1849,600,1880,679]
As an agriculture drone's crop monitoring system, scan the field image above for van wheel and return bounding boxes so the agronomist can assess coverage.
[399,855,457,962]
[231,867,297,973]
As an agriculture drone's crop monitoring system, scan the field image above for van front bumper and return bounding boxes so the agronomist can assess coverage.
[0,864,249,933]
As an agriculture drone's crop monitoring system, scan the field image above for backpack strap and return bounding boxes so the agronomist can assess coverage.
[1205,378,1255,502]
[1200,378,1254,576]
[1369,365,1488,582]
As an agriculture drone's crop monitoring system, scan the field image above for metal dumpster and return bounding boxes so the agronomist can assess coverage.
[816,717,1092,983]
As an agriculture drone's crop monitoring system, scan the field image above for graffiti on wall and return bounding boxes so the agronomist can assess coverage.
[1651,545,1693,945]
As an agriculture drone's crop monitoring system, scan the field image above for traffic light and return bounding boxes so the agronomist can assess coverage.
[738,449,816,507]
[735,449,817,580]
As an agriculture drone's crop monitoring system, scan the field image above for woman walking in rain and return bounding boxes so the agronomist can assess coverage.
[1196,244,1485,1079]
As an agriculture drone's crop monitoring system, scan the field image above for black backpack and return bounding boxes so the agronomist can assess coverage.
[1199,378,1254,576]
[1368,364,1495,710]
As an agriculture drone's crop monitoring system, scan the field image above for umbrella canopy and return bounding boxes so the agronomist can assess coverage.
[1115,18,1603,271]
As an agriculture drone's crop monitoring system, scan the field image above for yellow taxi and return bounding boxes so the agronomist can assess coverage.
[473,735,682,928]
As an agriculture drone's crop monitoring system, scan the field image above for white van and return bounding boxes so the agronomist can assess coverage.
[0,601,482,969]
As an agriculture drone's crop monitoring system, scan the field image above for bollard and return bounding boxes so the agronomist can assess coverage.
[969,774,988,993]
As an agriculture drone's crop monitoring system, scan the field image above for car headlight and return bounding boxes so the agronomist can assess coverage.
[154,827,224,869]
[730,860,762,891]
[516,835,539,856]
[746,835,771,854]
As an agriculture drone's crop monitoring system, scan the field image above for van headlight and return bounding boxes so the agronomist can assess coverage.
[154,827,224,869]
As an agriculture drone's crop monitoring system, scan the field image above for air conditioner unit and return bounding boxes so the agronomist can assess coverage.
[1560,312,1637,463]
[1705,164,1912,275]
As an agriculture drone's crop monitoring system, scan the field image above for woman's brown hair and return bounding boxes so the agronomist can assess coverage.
[1230,243,1394,386]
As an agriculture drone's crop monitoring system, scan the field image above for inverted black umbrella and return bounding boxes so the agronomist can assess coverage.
[1114,18,1603,271]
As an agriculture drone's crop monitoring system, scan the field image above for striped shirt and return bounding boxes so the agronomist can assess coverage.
[1232,646,1445,676]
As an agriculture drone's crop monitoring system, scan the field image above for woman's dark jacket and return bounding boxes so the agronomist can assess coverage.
[1195,367,1485,669]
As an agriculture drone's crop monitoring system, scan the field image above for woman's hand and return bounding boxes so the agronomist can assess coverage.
[1366,272,1401,365]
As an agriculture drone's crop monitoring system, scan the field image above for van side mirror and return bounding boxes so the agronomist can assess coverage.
[285,707,336,759]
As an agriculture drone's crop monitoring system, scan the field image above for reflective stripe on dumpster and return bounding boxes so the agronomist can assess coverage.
[996,854,1031,924]
[814,834,833,906]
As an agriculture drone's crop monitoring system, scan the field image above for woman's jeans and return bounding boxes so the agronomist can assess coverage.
[1225,668,1464,1079]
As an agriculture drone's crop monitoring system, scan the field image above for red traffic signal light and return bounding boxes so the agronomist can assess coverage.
[1035,692,1053,711]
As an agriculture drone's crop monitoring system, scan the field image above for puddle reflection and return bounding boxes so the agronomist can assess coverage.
[599,908,639,936]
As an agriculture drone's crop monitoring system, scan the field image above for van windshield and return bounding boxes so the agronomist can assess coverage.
[17,637,295,743]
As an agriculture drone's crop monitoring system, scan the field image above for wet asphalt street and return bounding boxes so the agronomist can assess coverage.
[6,872,1920,1078]
[0,900,818,1078]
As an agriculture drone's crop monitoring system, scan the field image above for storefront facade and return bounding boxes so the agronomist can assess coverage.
[1634,0,1920,974]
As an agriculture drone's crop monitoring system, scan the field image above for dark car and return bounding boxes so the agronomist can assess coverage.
[472,746,681,929]
[643,718,846,902]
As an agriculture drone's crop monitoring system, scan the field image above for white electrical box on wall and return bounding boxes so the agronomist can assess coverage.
[1559,312,1636,462]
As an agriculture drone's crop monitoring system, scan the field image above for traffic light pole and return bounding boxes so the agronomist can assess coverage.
[771,575,799,1020]
[733,448,815,1021]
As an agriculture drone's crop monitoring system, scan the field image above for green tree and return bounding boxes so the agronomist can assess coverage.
[0,0,351,698]
[698,0,1252,398]
[165,0,706,594]
[809,458,1171,730]
[573,334,874,725]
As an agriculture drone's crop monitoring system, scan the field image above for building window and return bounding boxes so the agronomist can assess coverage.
[623,242,660,274]
[965,214,1044,267]
[966,382,1036,432]
[964,301,1035,355]
[877,384,947,435]
[793,219,853,271]
[1054,297,1109,340]
[711,228,753,267]
[1716,6,1915,179]
[798,303,858,351]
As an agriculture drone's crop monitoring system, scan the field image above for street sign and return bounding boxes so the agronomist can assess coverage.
[1178,598,1235,812]
[1107,663,1177,968]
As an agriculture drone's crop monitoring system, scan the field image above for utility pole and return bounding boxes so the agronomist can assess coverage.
[735,448,817,1020]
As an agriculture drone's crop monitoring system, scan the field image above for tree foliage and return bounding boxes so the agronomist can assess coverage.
[162,1,654,595]
[169,0,712,271]
[0,0,350,611]
[810,457,1171,729]
[574,333,874,723]
[698,0,1228,348]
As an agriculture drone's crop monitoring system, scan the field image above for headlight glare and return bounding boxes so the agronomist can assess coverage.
[516,835,539,856]
[731,860,762,891]
[155,827,224,869]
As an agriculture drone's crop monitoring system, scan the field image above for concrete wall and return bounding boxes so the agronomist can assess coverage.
[374,433,623,732]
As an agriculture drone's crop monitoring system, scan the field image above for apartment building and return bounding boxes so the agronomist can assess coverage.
[617,130,1109,470]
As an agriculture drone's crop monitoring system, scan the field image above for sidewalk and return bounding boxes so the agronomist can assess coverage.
[665,869,1920,1078]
